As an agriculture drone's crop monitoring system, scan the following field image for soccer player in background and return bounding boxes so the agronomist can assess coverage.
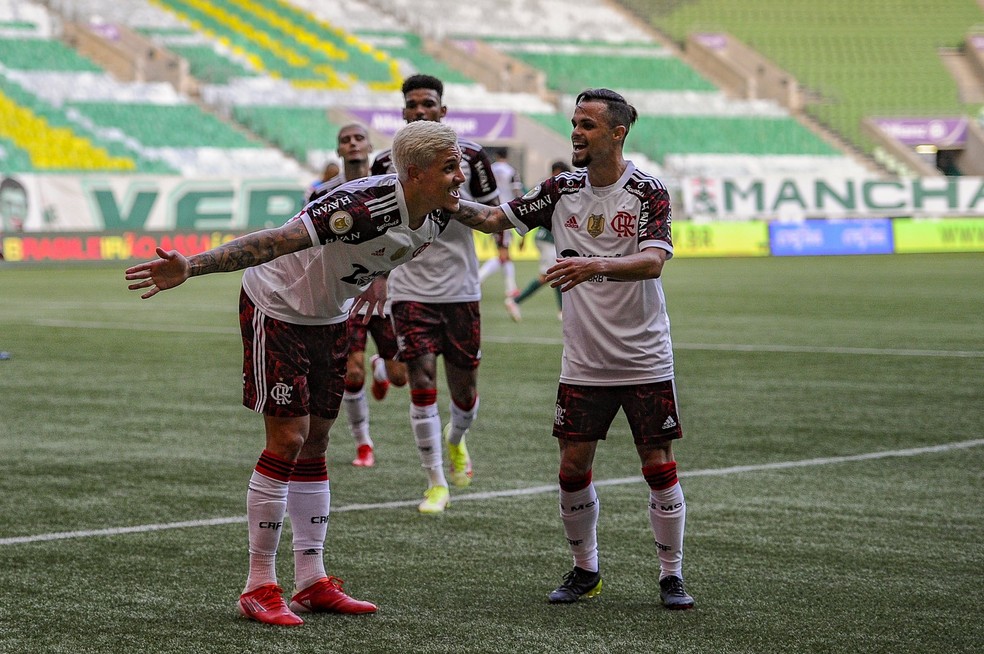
[370,74,500,514]
[311,123,408,468]
[449,89,696,610]
[125,120,514,626]
[479,147,523,318]
[505,160,570,322]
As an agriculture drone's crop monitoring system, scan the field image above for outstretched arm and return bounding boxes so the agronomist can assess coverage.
[124,218,313,299]
[451,199,517,234]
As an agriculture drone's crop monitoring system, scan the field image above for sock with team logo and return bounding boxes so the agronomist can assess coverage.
[558,472,599,573]
[244,450,294,593]
[343,384,372,447]
[288,457,330,591]
[410,389,446,487]
[644,461,686,580]
[447,395,479,445]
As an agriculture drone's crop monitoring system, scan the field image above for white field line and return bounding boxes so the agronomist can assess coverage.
[24,318,984,358]
[2,439,981,547]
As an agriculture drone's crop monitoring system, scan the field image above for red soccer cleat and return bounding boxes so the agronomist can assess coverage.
[238,584,304,626]
[290,576,377,615]
[369,355,390,400]
[352,444,375,467]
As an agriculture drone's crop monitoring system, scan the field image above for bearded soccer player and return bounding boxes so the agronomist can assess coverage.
[450,88,696,609]
[125,121,515,626]
[371,74,500,514]
[311,123,408,468]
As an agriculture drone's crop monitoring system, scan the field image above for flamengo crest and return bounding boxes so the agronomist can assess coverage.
[610,211,636,237]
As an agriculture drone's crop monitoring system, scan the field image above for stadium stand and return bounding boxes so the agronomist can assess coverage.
[620,0,984,161]
[3,0,875,179]
[1,1,306,175]
[147,0,402,90]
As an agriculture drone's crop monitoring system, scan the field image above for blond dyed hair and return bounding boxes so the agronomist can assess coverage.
[391,121,459,177]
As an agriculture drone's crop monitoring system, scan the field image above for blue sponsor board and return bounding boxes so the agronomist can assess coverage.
[769,219,894,256]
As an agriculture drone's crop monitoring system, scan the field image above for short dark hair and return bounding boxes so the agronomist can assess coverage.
[550,160,571,175]
[402,74,443,99]
[575,88,638,134]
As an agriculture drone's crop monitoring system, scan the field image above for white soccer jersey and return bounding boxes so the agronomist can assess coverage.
[492,160,523,201]
[371,137,498,303]
[241,174,452,325]
[502,161,676,386]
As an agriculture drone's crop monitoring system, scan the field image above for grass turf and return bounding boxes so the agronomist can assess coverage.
[0,254,981,653]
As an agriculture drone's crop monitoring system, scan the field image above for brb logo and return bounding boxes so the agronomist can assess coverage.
[270,382,293,406]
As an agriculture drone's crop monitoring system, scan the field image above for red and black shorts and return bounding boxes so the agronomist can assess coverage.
[239,289,349,419]
[347,312,400,360]
[390,300,481,370]
[552,380,683,446]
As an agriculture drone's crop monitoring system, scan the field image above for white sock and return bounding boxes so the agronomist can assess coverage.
[503,260,516,296]
[649,483,686,580]
[410,401,446,487]
[559,483,600,572]
[244,469,289,593]
[478,257,500,282]
[371,356,388,383]
[447,396,479,445]
[343,388,372,446]
[288,478,330,591]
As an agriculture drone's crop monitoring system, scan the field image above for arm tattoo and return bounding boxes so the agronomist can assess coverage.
[453,201,505,232]
[188,222,311,276]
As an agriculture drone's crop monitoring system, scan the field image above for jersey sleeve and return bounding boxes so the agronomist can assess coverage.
[501,176,563,235]
[638,185,673,254]
[370,150,393,176]
[304,189,373,245]
[466,144,499,205]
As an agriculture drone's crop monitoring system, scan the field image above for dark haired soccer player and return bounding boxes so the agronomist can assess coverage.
[126,120,516,626]
[371,74,500,513]
[450,88,695,609]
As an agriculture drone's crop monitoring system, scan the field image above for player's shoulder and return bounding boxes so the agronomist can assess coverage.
[306,175,402,242]
[370,149,395,174]
[550,168,588,195]
[310,175,397,211]
[457,137,489,159]
[625,166,668,198]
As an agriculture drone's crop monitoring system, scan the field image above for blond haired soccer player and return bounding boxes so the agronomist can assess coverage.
[370,74,500,513]
[125,120,515,627]
[450,89,695,610]
[310,123,408,468]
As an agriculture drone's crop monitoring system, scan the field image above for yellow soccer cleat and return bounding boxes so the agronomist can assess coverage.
[444,423,473,487]
[418,485,450,514]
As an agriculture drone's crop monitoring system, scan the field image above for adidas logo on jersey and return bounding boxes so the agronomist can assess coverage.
[662,415,677,430]
[564,215,579,229]
[371,247,385,256]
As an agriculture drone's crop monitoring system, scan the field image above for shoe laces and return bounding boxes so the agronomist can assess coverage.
[661,576,686,596]
[561,568,591,589]
[251,584,288,606]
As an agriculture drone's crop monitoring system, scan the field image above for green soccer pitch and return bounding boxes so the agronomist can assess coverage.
[1,254,982,653]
